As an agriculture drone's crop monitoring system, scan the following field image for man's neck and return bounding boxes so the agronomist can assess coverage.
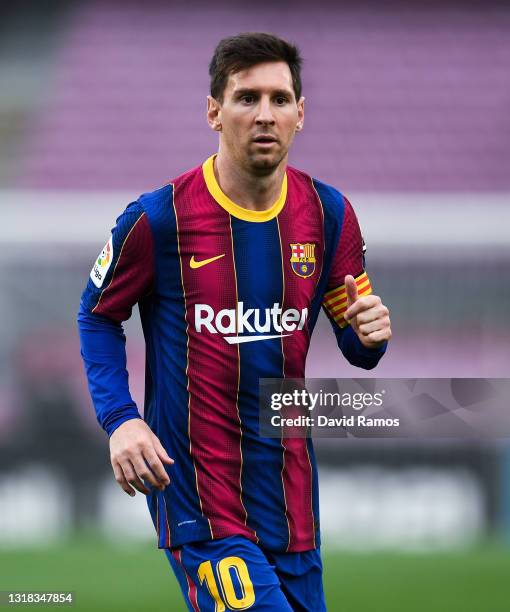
[214,149,286,212]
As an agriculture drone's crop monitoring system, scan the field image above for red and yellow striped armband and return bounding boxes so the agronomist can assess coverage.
[322,271,372,328]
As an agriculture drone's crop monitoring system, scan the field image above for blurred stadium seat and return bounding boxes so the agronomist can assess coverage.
[6,2,509,190]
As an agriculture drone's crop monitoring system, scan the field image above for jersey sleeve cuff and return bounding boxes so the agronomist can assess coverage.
[353,336,388,359]
[104,410,143,437]
[339,325,387,369]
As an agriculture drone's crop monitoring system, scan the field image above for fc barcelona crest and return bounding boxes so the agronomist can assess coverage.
[290,243,316,278]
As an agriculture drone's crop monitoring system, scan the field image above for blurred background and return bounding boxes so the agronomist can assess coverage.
[0,0,509,610]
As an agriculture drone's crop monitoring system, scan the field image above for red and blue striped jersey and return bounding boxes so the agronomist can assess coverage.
[78,155,386,553]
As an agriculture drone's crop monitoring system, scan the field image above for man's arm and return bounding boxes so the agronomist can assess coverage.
[321,196,391,369]
[77,201,173,496]
[77,307,141,434]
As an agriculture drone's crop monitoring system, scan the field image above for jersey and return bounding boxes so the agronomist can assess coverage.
[78,154,386,554]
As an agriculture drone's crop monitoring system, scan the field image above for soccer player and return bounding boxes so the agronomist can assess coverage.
[78,32,391,611]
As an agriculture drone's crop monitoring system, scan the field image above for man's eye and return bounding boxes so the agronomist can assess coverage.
[275,96,288,105]
[241,95,254,104]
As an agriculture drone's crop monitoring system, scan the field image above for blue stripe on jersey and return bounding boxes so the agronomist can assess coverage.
[307,180,346,333]
[231,217,291,550]
[139,184,211,546]
[306,180,347,535]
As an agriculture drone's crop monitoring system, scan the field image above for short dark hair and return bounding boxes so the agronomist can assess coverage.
[209,32,303,103]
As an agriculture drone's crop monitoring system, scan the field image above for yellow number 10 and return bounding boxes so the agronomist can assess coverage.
[197,556,255,611]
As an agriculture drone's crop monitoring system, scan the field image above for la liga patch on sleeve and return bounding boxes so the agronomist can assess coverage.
[90,235,113,288]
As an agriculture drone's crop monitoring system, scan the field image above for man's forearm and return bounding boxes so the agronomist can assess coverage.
[77,303,141,436]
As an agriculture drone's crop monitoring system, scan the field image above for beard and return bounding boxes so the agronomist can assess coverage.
[245,146,288,177]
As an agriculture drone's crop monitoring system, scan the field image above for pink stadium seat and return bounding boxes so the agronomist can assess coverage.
[18,2,510,191]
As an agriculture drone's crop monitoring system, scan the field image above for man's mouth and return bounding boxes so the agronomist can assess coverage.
[253,135,278,145]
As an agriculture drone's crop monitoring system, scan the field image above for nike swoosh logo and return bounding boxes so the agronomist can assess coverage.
[190,254,225,269]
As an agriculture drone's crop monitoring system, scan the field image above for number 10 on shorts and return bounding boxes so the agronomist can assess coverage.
[198,556,255,611]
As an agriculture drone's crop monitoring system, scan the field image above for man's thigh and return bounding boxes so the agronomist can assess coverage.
[165,535,295,611]
[268,547,326,612]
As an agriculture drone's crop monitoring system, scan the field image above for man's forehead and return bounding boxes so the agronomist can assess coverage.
[226,61,294,94]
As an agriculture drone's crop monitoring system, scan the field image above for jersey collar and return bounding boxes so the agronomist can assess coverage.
[202,154,287,223]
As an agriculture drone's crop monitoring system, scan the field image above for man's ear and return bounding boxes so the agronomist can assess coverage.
[295,96,305,132]
[207,95,222,131]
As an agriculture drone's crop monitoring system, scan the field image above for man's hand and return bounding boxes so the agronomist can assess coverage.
[109,419,174,497]
[343,275,392,348]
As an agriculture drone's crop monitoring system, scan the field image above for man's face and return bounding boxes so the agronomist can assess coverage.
[208,61,304,174]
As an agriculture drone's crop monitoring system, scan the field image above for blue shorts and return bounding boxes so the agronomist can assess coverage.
[164,535,326,611]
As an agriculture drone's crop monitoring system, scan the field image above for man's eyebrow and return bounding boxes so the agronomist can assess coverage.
[233,87,294,98]
[232,88,257,97]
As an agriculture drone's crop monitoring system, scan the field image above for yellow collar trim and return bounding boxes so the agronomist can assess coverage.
[202,154,287,222]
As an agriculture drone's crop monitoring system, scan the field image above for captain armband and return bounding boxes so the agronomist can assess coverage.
[322,271,372,328]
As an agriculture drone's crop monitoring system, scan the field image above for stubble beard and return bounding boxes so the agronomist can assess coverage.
[245,146,288,178]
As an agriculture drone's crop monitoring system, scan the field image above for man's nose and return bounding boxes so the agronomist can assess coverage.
[255,97,275,125]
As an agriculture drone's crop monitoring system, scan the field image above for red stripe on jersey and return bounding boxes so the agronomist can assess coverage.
[162,498,171,548]
[276,169,323,551]
[324,196,365,291]
[172,549,200,612]
[156,494,171,547]
[93,213,154,321]
[173,171,256,543]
